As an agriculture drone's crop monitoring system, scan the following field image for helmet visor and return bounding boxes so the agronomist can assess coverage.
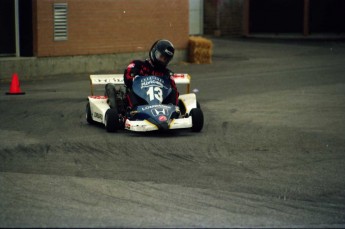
[154,50,172,66]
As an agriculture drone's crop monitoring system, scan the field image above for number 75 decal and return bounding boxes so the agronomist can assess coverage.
[147,86,163,102]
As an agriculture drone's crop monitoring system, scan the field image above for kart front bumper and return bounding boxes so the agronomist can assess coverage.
[125,116,193,132]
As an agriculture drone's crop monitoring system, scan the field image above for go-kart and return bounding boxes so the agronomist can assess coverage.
[86,73,203,133]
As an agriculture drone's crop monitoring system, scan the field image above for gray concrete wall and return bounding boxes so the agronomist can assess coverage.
[0,50,187,82]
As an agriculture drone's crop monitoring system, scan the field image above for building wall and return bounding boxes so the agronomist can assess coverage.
[33,0,189,57]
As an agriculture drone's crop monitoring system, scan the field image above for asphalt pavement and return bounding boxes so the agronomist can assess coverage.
[1,37,345,228]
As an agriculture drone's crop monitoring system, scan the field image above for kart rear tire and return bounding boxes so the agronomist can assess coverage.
[86,102,95,124]
[105,108,120,132]
[190,108,204,132]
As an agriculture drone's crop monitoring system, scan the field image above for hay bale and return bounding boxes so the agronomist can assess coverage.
[188,36,213,64]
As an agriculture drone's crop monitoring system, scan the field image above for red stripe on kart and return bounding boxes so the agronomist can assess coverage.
[89,96,108,99]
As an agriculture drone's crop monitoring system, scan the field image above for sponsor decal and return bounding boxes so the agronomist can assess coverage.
[112,78,123,83]
[140,76,166,89]
[173,74,185,78]
[141,104,172,111]
[93,112,103,119]
[95,78,123,84]
[159,115,167,122]
[141,80,164,89]
[151,108,168,116]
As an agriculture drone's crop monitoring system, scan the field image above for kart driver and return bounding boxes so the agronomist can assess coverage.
[105,39,179,109]
[124,39,179,108]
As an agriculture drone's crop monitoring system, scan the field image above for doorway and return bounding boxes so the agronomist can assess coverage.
[0,0,33,57]
[249,0,304,34]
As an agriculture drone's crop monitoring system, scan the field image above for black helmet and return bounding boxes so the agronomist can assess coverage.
[149,39,175,68]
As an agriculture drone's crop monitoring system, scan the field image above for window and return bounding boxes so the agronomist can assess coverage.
[53,3,68,41]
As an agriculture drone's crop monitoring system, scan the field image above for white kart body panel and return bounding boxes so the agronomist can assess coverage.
[178,93,198,114]
[88,96,110,124]
[125,116,193,132]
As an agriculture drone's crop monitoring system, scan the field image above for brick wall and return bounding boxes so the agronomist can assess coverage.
[33,0,189,57]
[204,0,244,36]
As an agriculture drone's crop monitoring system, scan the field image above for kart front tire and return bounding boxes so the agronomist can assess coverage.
[190,108,204,132]
[86,102,95,124]
[105,108,120,132]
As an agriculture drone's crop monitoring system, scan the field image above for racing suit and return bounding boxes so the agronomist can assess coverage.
[123,59,179,108]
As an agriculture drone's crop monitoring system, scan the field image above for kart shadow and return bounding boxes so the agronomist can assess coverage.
[123,128,198,138]
[88,121,198,138]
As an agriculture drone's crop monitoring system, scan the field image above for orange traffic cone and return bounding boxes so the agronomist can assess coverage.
[6,73,25,95]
